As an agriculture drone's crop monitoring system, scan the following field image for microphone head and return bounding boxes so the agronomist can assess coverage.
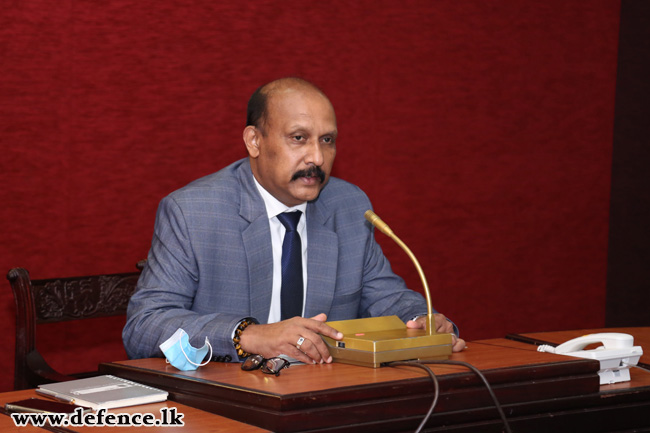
[364,210,379,225]
[364,210,393,237]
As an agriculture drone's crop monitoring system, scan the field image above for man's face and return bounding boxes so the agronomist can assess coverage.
[245,87,337,207]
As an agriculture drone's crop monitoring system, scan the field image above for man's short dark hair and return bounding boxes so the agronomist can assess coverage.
[246,85,267,130]
[246,77,327,133]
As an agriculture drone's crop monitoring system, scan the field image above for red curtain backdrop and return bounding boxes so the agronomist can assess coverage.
[0,1,620,391]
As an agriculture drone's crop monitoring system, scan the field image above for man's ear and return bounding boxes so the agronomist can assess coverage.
[243,125,260,158]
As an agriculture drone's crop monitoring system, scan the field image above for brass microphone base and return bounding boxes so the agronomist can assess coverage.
[322,316,453,368]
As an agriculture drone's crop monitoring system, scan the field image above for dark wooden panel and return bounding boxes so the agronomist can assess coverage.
[607,0,650,327]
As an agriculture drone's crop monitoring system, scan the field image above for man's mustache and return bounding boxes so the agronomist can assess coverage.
[291,166,326,183]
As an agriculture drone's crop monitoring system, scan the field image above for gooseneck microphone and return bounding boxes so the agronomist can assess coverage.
[320,210,453,368]
[364,210,435,336]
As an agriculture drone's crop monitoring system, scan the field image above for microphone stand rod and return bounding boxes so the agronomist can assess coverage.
[364,210,434,336]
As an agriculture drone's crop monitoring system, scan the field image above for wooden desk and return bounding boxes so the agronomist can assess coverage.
[97,338,650,433]
[0,388,269,432]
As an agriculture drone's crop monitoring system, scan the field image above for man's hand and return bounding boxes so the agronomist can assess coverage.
[239,313,343,364]
[406,314,466,352]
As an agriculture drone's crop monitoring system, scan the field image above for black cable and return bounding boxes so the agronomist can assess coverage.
[633,364,650,374]
[420,359,512,433]
[505,333,556,347]
[388,361,440,433]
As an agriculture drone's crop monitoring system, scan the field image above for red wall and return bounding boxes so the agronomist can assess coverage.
[0,1,620,391]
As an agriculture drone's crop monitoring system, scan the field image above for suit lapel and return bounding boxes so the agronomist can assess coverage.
[304,200,339,318]
[237,159,339,322]
[238,161,274,323]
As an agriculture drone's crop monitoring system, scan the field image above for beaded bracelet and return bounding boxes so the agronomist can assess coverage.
[233,317,257,358]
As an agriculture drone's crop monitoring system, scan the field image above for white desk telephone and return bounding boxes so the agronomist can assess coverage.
[537,333,643,385]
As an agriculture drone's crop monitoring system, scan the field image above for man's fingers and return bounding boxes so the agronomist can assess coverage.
[406,317,426,329]
[291,316,340,363]
[286,342,318,364]
[434,314,454,334]
[297,327,335,363]
[292,333,333,364]
[303,316,343,340]
[407,315,452,333]
[452,337,466,352]
[310,313,328,322]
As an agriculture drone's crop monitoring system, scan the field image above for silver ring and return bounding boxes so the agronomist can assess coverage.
[296,337,305,349]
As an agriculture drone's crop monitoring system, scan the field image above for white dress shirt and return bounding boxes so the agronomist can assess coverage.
[253,177,308,324]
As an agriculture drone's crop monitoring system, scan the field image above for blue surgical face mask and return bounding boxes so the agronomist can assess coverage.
[159,328,212,371]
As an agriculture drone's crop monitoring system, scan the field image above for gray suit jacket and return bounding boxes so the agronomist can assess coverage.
[123,158,433,360]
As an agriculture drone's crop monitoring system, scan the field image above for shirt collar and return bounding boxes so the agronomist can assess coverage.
[253,176,307,219]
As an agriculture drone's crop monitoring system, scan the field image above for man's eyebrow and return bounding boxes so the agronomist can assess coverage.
[286,125,337,137]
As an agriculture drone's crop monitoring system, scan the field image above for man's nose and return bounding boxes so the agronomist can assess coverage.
[305,141,324,166]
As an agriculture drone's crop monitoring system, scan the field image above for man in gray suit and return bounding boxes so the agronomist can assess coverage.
[123,78,465,365]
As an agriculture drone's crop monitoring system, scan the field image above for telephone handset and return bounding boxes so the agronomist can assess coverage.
[537,333,643,385]
[554,332,633,353]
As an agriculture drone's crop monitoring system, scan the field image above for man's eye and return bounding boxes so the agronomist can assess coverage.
[322,137,335,144]
[293,135,304,142]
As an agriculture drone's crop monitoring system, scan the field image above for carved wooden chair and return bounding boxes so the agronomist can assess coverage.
[7,260,145,390]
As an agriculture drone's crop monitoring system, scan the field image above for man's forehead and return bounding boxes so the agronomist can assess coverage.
[266,88,335,125]
[267,84,322,105]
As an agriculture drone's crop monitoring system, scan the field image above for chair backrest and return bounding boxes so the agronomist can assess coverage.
[7,261,145,390]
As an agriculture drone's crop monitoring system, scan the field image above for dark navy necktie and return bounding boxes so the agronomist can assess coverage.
[277,211,304,320]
